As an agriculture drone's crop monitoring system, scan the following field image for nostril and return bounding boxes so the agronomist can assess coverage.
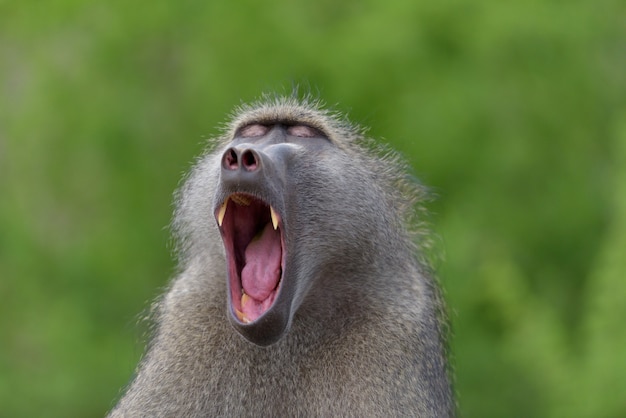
[241,150,258,171]
[223,148,239,170]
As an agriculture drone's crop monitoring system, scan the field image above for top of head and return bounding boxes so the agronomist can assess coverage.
[224,96,364,149]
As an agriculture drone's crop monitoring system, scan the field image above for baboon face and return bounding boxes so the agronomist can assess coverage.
[213,122,334,346]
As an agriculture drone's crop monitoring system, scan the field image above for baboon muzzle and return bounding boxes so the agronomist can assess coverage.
[215,142,294,346]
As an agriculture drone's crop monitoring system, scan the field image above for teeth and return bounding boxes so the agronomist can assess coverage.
[234,308,249,324]
[238,293,252,323]
[230,194,251,206]
[217,197,229,226]
[270,206,279,230]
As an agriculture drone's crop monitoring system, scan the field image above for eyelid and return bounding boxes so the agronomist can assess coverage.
[237,123,327,139]
[239,124,269,138]
[287,125,324,138]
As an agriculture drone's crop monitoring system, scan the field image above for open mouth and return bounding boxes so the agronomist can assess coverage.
[216,193,284,324]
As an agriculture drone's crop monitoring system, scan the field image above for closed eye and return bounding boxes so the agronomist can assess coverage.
[287,125,324,138]
[239,124,269,138]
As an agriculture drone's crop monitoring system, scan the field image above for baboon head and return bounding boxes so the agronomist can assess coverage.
[215,126,331,345]
[215,101,343,346]
[178,97,406,346]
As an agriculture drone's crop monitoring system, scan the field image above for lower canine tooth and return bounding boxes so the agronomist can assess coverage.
[239,293,252,323]
[234,308,250,323]
[235,308,244,321]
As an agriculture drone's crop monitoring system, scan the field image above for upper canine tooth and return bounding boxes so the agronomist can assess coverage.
[217,197,229,226]
[270,206,279,230]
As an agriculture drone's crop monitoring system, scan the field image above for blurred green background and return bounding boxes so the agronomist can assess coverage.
[1,0,624,416]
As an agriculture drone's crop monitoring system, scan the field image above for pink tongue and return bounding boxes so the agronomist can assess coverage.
[241,222,281,314]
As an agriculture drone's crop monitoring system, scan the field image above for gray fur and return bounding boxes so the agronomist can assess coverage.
[109,96,453,417]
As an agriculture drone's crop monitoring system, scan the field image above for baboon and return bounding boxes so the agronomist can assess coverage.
[108,96,453,417]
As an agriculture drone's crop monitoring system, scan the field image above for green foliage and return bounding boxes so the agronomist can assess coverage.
[1,0,624,416]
